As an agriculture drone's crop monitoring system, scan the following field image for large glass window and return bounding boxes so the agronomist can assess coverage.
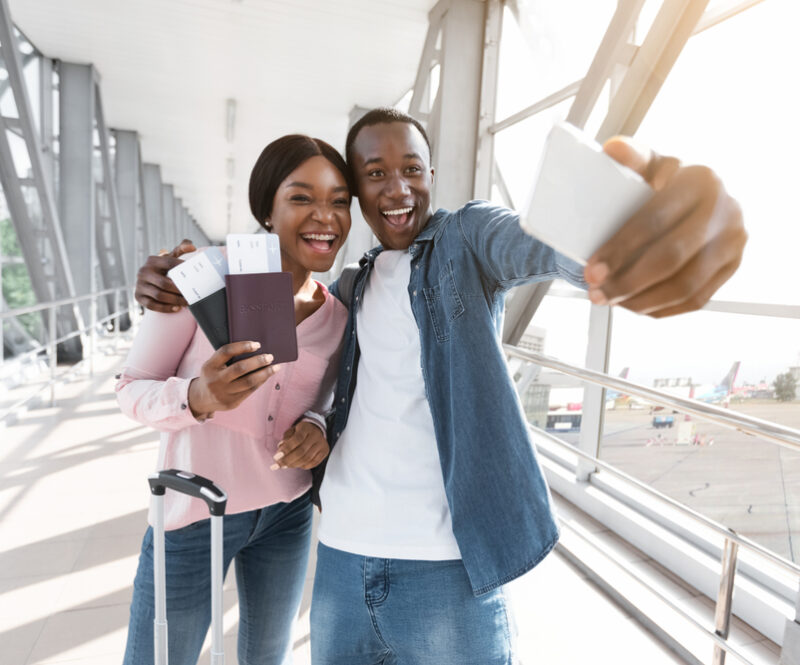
[495,1,617,121]
[593,0,800,558]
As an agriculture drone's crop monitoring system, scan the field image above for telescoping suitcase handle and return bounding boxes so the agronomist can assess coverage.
[148,470,228,665]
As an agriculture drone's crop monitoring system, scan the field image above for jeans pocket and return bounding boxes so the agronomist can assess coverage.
[423,260,465,342]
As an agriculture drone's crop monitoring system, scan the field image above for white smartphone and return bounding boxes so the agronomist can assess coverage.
[521,121,653,265]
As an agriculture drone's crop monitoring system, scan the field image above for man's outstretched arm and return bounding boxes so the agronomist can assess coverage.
[134,239,196,312]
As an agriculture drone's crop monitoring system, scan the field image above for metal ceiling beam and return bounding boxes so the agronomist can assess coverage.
[567,0,648,130]
[597,0,711,142]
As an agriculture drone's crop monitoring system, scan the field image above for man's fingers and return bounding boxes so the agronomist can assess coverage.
[596,193,734,305]
[135,295,182,314]
[171,239,197,258]
[135,281,186,306]
[615,225,745,315]
[585,165,719,290]
[602,136,652,177]
[603,136,681,190]
[134,283,186,312]
[645,258,742,319]
[145,269,184,297]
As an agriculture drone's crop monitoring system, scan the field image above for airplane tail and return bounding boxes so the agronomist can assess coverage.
[718,362,741,394]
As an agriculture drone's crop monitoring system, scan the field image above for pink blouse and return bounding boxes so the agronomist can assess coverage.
[116,280,347,530]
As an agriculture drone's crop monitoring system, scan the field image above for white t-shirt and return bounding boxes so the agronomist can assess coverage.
[318,250,462,560]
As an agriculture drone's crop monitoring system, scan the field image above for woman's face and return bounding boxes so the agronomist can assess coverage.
[268,155,351,275]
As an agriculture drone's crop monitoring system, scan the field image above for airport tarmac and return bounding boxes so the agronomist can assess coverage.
[554,401,800,561]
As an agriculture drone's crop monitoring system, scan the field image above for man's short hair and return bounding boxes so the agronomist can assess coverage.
[345,107,432,171]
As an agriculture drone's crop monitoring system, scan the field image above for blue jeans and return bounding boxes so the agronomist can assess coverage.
[123,493,312,665]
[310,543,514,664]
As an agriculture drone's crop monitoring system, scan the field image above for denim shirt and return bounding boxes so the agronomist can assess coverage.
[322,200,586,595]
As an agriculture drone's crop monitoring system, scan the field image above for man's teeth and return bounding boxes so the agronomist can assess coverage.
[302,233,336,241]
[383,207,413,216]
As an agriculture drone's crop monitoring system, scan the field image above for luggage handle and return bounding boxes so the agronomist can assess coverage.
[149,469,228,665]
[148,469,228,515]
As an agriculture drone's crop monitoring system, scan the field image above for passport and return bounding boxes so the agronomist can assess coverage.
[167,247,229,350]
[225,272,298,364]
[188,288,229,350]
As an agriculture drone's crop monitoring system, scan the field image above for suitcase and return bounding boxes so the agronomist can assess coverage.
[148,469,228,665]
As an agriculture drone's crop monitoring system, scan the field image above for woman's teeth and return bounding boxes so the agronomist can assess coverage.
[301,233,336,251]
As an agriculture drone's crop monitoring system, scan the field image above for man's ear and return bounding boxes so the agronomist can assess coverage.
[430,167,435,182]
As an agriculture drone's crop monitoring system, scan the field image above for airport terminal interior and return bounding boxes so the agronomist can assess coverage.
[1,0,799,663]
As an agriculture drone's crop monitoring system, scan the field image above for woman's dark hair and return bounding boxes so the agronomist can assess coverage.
[248,135,353,229]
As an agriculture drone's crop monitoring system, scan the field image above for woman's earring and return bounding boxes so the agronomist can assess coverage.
[264,220,273,232]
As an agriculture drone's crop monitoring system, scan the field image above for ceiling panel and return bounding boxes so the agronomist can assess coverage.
[9,0,437,240]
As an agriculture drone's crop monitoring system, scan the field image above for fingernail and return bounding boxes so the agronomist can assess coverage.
[586,262,609,285]
[588,288,608,305]
[249,341,260,351]
[172,306,180,312]
[273,451,284,461]
[264,354,274,363]
[270,463,280,471]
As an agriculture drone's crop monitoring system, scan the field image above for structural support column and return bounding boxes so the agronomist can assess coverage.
[577,305,613,480]
[143,164,163,253]
[59,62,96,324]
[430,0,486,210]
[162,184,175,250]
[114,130,140,276]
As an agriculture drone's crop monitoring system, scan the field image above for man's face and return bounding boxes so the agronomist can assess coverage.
[350,122,434,250]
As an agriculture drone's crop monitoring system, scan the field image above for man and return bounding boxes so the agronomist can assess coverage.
[136,108,745,663]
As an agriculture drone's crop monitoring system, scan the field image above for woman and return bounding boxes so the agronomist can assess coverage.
[117,134,352,665]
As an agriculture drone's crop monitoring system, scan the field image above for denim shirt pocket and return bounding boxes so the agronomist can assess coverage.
[423,259,465,342]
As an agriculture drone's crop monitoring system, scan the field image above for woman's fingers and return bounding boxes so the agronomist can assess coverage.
[273,423,329,470]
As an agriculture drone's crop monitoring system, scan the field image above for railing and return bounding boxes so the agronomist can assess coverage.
[0,286,134,420]
[506,344,800,665]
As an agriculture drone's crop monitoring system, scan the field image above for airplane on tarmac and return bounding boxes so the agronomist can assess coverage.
[691,361,741,404]
[606,367,634,408]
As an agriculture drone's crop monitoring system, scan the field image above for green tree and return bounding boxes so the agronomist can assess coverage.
[774,371,797,403]
[1,216,42,342]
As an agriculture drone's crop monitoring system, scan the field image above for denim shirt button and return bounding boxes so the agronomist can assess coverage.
[340,397,345,403]
[412,290,417,297]
[346,366,350,371]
